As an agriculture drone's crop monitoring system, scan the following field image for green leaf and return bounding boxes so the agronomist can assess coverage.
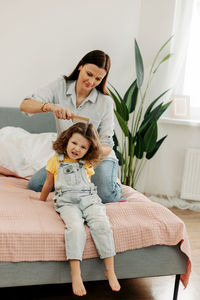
[153,101,172,120]
[113,132,119,148]
[156,35,174,57]
[143,121,157,153]
[143,89,170,120]
[146,135,167,159]
[124,80,138,113]
[135,134,144,159]
[128,133,134,155]
[153,53,173,74]
[108,82,123,102]
[114,110,129,136]
[135,39,144,88]
[138,103,162,136]
[149,35,174,74]
[108,88,123,116]
[115,149,124,165]
[139,100,172,136]
[112,132,124,165]
[113,132,119,155]
[108,86,129,121]
[120,98,129,121]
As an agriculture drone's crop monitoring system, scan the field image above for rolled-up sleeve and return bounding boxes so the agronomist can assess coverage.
[98,97,114,148]
[25,79,60,103]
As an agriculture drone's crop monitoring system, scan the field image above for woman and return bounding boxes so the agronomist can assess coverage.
[20,50,122,203]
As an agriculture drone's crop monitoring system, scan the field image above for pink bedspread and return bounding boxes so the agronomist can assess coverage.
[0,174,191,287]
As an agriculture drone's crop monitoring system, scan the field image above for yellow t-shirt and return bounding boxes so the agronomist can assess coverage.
[46,154,95,183]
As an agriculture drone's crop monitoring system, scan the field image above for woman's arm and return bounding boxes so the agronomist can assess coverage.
[39,171,54,201]
[97,96,115,158]
[20,99,51,113]
[20,99,72,119]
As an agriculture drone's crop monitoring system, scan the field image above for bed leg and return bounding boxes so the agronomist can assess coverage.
[173,274,180,300]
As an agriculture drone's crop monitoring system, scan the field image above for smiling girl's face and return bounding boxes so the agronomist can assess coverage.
[66,132,91,160]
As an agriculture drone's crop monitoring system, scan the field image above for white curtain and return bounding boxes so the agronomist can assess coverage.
[168,0,195,94]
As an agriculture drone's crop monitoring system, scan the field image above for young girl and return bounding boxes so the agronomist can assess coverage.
[40,122,120,296]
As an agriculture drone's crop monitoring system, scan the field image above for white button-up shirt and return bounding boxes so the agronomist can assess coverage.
[27,77,117,161]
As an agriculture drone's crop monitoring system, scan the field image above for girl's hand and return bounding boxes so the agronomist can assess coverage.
[40,171,54,201]
[49,104,72,120]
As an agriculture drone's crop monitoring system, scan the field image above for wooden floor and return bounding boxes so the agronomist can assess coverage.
[3,208,200,300]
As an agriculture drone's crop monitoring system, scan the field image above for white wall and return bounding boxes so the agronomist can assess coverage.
[137,122,200,196]
[0,0,141,106]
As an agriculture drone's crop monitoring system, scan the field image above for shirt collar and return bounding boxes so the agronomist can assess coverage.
[66,80,98,104]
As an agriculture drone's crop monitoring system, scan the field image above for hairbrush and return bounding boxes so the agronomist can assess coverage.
[71,113,90,124]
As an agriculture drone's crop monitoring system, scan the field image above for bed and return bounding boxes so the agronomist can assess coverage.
[0,107,191,300]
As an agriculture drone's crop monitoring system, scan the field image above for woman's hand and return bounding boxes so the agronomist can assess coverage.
[48,103,72,120]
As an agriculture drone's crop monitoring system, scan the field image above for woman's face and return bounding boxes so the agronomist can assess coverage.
[66,132,91,160]
[77,63,107,93]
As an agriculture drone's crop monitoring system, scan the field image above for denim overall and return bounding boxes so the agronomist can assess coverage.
[54,154,116,261]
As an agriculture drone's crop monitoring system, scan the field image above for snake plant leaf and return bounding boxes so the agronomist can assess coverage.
[108,83,123,102]
[128,133,134,155]
[143,121,157,153]
[152,101,172,121]
[146,135,167,159]
[140,102,163,131]
[135,134,144,159]
[143,89,170,120]
[115,149,124,165]
[134,39,144,88]
[150,35,174,74]
[139,100,172,136]
[113,132,119,148]
[155,35,173,58]
[138,103,163,137]
[113,132,124,165]
[120,98,129,121]
[108,87,129,121]
[124,79,138,113]
[108,88,123,117]
[153,53,173,74]
[138,102,169,140]
[114,110,129,136]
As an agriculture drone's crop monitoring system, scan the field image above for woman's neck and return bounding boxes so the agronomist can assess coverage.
[75,81,91,107]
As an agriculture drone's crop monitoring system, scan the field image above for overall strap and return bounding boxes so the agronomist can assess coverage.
[57,153,65,162]
[78,159,85,168]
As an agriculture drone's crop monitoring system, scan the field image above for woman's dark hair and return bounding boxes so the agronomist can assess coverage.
[63,50,111,95]
[53,122,102,165]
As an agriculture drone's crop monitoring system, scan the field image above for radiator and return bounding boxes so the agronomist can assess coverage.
[181,148,200,201]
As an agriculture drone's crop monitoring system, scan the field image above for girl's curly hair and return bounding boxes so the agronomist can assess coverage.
[53,122,102,166]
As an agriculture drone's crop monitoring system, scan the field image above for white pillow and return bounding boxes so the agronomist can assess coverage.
[0,126,57,177]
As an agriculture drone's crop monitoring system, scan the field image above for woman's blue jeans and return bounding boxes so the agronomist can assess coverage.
[28,160,122,203]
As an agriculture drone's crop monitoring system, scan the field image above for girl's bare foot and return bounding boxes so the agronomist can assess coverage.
[104,270,121,292]
[69,260,86,296]
[71,274,86,296]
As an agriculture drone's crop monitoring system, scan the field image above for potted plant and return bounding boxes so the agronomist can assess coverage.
[109,37,173,188]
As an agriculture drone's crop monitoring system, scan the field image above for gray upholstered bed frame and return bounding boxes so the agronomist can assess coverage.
[0,107,187,299]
